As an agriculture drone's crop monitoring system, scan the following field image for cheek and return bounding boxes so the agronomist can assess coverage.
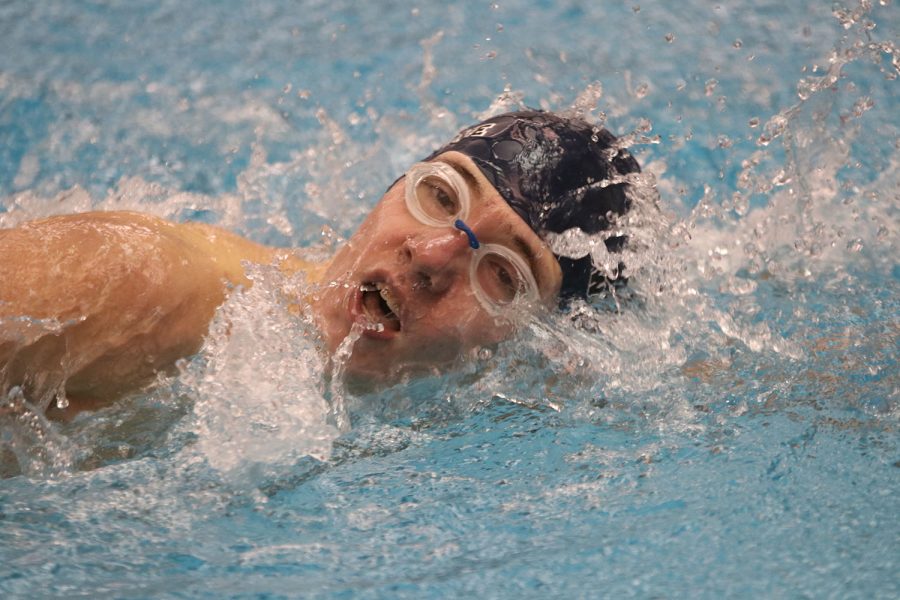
[464,315,516,346]
[324,215,406,278]
[407,299,514,351]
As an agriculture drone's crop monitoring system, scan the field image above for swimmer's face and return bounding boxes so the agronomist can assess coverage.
[313,151,562,383]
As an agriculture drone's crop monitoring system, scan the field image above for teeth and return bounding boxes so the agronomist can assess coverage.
[378,287,399,317]
[360,282,400,320]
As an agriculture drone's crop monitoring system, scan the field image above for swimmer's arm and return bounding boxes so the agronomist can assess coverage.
[0,211,279,414]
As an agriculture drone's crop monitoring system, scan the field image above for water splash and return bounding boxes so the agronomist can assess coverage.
[0,386,74,478]
[0,0,895,487]
[182,263,337,480]
[325,322,364,433]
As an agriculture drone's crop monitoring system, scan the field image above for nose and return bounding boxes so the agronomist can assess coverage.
[403,229,472,294]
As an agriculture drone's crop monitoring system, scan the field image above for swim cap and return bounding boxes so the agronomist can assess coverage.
[425,109,640,302]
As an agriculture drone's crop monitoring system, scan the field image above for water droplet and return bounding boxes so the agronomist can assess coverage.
[732,192,748,216]
[733,38,743,49]
[771,169,792,186]
[748,117,760,128]
[717,135,732,148]
[797,79,816,100]
[665,33,675,43]
[846,238,864,252]
[632,5,640,13]
[851,96,875,117]
[634,83,649,99]
[496,23,504,32]
[704,78,718,96]
[757,113,789,147]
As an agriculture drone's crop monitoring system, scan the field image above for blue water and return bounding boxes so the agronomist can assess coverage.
[1,0,898,598]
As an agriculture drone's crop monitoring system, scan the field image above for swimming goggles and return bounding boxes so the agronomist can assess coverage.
[404,161,540,316]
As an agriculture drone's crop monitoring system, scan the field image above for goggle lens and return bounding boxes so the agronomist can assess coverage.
[415,175,463,224]
[471,244,537,309]
[405,162,468,227]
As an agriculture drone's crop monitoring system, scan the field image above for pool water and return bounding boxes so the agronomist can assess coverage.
[1,0,898,597]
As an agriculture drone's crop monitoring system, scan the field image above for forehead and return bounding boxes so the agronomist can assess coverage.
[429,151,563,301]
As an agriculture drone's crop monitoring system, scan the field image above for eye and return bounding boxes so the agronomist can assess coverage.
[415,175,461,220]
[495,263,516,290]
[476,253,525,305]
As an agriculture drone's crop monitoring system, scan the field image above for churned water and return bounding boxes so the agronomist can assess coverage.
[1,0,898,598]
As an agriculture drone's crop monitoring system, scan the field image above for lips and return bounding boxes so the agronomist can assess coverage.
[350,279,403,339]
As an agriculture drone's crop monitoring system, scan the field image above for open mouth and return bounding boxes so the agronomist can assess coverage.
[359,282,402,332]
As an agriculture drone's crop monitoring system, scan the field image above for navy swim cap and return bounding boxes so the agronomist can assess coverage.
[425,109,640,302]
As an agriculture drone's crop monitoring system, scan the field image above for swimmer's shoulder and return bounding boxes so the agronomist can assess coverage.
[1,210,315,287]
[0,210,320,408]
[0,211,234,317]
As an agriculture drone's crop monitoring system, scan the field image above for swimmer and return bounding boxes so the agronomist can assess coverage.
[0,110,640,418]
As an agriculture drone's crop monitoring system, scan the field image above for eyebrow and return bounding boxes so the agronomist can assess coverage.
[446,161,481,191]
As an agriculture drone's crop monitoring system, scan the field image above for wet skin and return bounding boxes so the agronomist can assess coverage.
[309,151,563,382]
[0,152,561,415]
[0,211,299,416]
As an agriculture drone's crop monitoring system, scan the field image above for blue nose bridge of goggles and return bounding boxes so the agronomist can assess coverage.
[453,219,480,249]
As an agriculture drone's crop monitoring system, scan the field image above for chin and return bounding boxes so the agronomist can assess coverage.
[339,350,461,393]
